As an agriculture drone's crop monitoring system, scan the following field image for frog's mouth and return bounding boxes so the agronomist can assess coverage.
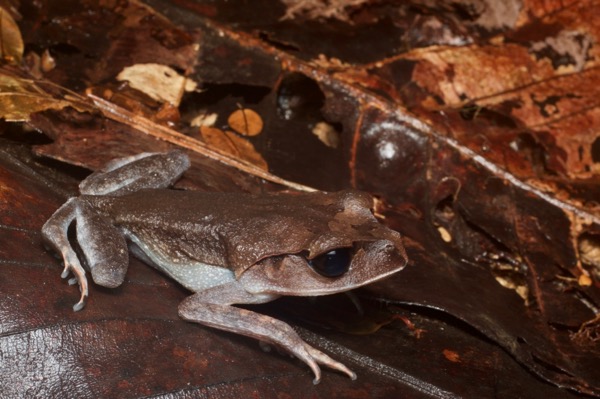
[238,239,408,297]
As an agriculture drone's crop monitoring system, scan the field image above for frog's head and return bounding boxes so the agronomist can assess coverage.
[237,190,408,296]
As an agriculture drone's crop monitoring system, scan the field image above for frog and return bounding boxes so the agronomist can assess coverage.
[42,150,408,383]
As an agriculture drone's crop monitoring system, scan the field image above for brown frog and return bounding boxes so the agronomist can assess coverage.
[42,150,408,383]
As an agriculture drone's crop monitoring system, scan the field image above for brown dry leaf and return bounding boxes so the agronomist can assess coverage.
[190,112,218,128]
[0,7,23,64]
[0,72,88,121]
[227,108,263,136]
[199,125,267,170]
[443,349,461,363]
[280,0,371,23]
[116,63,198,106]
[312,121,340,148]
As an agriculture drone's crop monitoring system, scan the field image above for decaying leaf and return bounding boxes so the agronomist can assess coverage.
[436,226,452,243]
[0,6,23,64]
[280,0,371,23]
[116,63,198,106]
[199,125,267,170]
[190,112,218,128]
[227,108,263,136]
[23,49,57,79]
[579,234,600,279]
[0,71,88,121]
[312,121,339,148]
[442,349,461,363]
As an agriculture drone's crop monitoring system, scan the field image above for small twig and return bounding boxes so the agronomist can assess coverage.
[87,93,316,192]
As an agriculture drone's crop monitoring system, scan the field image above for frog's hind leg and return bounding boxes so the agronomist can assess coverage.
[79,150,190,196]
[42,198,88,311]
[75,201,129,290]
[42,198,129,310]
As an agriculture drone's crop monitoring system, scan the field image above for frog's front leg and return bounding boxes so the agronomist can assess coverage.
[79,150,189,196]
[178,282,357,383]
[42,198,129,310]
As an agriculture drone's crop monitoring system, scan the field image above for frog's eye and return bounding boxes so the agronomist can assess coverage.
[308,248,351,277]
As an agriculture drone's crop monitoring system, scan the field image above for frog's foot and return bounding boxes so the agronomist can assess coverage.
[60,253,89,311]
[283,339,357,384]
[280,339,356,384]
[257,338,355,381]
[302,344,356,384]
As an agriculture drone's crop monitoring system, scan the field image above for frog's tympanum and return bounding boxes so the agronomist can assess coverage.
[42,150,408,383]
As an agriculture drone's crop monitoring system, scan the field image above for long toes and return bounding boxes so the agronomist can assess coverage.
[305,345,356,381]
[63,265,89,312]
[287,345,322,383]
[310,364,322,385]
[73,287,88,311]
[73,295,87,311]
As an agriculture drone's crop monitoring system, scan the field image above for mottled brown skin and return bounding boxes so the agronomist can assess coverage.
[42,150,408,383]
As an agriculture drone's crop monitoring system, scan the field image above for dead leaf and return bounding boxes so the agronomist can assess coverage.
[280,0,371,23]
[116,63,197,106]
[443,349,461,363]
[190,112,218,128]
[0,71,89,121]
[312,121,340,148]
[227,108,263,136]
[0,7,23,64]
[199,125,267,170]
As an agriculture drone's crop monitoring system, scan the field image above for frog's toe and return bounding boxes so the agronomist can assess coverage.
[73,294,87,312]
[305,345,356,381]
[72,280,88,311]
[307,360,321,385]
[312,374,321,385]
[60,261,89,311]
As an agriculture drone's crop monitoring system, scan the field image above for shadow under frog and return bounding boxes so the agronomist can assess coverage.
[42,150,408,383]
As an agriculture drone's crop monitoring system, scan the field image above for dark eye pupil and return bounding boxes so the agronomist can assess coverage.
[308,248,351,277]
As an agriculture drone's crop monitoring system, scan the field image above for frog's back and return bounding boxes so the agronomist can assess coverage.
[83,189,381,278]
